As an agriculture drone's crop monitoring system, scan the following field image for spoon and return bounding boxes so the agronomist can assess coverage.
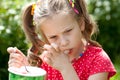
[23,58,30,73]
[24,65,29,73]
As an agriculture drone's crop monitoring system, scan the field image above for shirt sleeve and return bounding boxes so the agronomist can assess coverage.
[89,49,116,79]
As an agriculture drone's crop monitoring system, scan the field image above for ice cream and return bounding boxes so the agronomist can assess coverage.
[8,66,46,80]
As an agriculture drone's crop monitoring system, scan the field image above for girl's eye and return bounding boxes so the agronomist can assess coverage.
[49,36,57,39]
[65,29,72,33]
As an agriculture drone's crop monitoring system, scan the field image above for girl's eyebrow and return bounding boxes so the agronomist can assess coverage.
[61,24,74,32]
[47,34,57,38]
[46,23,75,38]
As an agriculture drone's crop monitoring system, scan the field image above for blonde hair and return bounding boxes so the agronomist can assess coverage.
[22,0,101,53]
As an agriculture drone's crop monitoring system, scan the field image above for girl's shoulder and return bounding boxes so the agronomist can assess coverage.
[86,44,102,53]
[84,44,103,57]
[73,44,116,79]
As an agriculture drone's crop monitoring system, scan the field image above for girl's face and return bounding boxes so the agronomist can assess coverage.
[40,14,85,59]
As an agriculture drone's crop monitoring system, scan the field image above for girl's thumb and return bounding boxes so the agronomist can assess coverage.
[7,47,26,57]
[7,47,16,53]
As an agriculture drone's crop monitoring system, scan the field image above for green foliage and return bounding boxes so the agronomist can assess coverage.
[87,0,120,62]
[87,1,120,79]
[110,64,120,80]
[0,0,34,80]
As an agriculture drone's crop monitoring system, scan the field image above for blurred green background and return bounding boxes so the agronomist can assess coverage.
[0,0,120,80]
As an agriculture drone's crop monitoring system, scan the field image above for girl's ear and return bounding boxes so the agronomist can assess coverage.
[78,18,85,32]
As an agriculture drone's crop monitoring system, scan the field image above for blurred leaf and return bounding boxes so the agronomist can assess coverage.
[87,0,120,62]
[0,0,34,79]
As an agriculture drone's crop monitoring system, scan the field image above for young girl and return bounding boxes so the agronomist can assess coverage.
[7,0,116,80]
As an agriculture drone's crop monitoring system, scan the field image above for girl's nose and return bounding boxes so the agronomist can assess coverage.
[60,36,69,47]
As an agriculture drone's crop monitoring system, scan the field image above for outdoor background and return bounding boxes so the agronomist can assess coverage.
[0,0,120,80]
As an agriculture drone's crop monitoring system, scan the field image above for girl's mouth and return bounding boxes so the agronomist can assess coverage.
[64,49,73,55]
[69,49,73,54]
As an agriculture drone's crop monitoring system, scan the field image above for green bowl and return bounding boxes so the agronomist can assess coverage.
[8,66,46,80]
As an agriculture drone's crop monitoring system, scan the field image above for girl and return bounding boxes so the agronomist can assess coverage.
[7,0,116,80]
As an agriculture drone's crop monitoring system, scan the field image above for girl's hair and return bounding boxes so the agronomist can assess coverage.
[22,0,101,53]
[22,3,45,53]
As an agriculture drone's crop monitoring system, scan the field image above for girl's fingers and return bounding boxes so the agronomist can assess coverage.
[43,44,56,52]
[43,44,59,56]
[40,50,53,65]
[44,51,52,58]
[15,47,26,57]
[8,59,24,68]
[7,47,16,53]
[7,47,28,68]
[41,51,52,61]
[7,47,26,57]
[9,62,23,68]
[51,43,60,52]
[44,57,52,66]
[9,53,24,61]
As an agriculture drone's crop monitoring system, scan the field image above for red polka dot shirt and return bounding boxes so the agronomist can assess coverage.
[41,45,116,80]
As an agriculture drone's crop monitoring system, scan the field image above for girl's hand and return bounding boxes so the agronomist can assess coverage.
[41,43,79,80]
[40,43,70,71]
[7,47,28,68]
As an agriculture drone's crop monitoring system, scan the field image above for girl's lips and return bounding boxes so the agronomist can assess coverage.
[69,49,73,54]
[63,49,73,55]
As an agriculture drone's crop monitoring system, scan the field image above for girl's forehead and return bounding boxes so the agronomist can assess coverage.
[40,14,77,30]
[40,14,78,35]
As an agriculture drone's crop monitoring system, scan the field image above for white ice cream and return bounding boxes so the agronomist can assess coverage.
[64,50,70,54]
[8,66,46,77]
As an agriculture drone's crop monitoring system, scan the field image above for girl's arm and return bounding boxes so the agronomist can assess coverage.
[88,72,109,80]
[60,63,108,80]
[60,62,79,80]
[41,44,79,80]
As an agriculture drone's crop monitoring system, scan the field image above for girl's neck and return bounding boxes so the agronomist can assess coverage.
[71,38,88,62]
